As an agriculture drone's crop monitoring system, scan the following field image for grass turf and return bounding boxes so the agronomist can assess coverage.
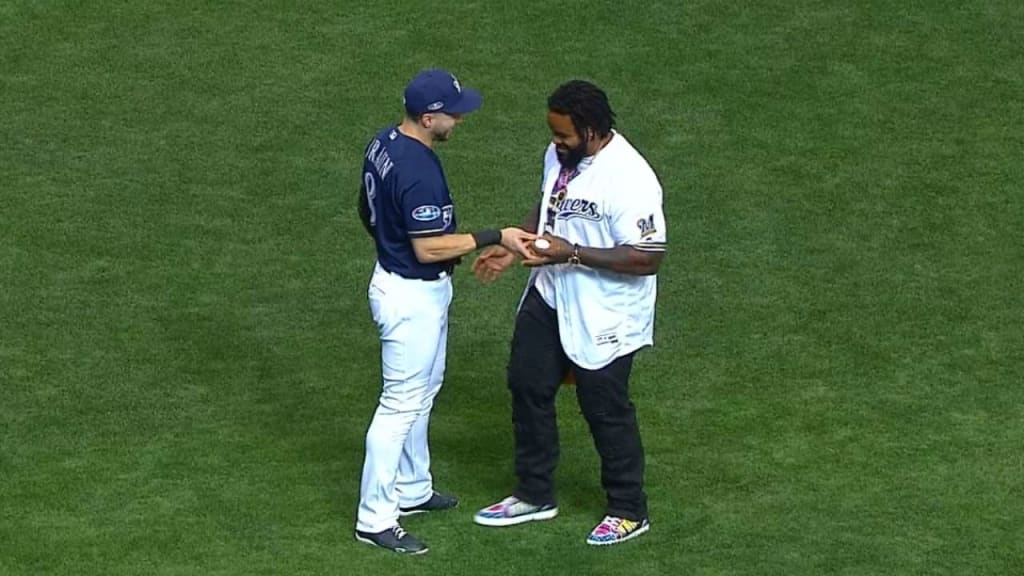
[2,1,1021,574]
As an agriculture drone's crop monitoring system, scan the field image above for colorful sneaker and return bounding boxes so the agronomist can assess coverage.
[473,495,558,527]
[354,525,429,555]
[585,515,650,546]
[400,491,459,517]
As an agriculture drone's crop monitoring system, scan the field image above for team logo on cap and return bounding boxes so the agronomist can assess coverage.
[452,76,461,93]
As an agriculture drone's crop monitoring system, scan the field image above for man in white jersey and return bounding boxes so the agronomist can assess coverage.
[471,80,666,546]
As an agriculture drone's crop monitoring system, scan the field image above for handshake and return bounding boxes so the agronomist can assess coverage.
[473,227,574,284]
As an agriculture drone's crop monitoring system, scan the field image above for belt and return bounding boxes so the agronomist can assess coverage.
[407,269,451,281]
[384,264,454,281]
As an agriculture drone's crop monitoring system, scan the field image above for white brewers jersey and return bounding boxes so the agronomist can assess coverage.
[527,131,667,370]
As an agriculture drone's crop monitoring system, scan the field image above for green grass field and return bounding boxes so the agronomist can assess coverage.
[2,1,1022,574]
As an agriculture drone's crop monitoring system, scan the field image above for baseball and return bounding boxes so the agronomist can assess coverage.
[534,238,551,251]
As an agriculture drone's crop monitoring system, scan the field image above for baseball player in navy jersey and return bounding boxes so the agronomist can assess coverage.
[354,69,535,555]
[471,80,666,546]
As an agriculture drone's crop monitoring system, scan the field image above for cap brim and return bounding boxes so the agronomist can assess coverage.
[445,88,482,114]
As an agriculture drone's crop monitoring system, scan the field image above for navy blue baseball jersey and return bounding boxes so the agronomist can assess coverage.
[359,127,458,280]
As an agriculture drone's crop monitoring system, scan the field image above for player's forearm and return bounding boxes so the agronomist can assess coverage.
[411,229,506,263]
[410,234,479,263]
[574,245,664,276]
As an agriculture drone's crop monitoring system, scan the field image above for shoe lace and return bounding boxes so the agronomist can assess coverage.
[602,516,623,531]
[392,525,408,540]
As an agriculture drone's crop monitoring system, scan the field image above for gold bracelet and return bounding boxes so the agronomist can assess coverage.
[568,244,581,265]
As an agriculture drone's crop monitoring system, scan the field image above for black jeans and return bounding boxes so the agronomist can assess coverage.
[508,287,648,521]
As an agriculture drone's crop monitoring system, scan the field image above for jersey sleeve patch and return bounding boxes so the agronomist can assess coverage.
[407,204,454,236]
[411,205,442,222]
[636,214,658,238]
[612,200,667,245]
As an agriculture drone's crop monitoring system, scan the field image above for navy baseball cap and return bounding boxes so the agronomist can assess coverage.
[403,69,482,116]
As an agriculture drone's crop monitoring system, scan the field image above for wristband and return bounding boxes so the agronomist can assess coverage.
[471,229,502,249]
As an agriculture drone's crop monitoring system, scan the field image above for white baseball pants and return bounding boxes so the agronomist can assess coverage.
[356,262,452,533]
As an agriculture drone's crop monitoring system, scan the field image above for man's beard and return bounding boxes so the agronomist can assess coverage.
[433,128,452,141]
[556,140,587,168]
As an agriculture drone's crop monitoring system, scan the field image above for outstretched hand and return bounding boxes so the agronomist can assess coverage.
[472,245,517,284]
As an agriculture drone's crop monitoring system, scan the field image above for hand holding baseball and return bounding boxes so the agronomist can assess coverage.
[524,234,571,267]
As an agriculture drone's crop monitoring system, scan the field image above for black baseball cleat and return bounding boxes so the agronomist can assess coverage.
[354,525,428,555]
[399,491,459,517]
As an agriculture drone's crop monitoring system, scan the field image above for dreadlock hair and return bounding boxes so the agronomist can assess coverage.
[547,80,616,140]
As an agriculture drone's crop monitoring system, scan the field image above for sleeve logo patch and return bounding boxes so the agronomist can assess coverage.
[637,214,658,238]
[412,205,442,222]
